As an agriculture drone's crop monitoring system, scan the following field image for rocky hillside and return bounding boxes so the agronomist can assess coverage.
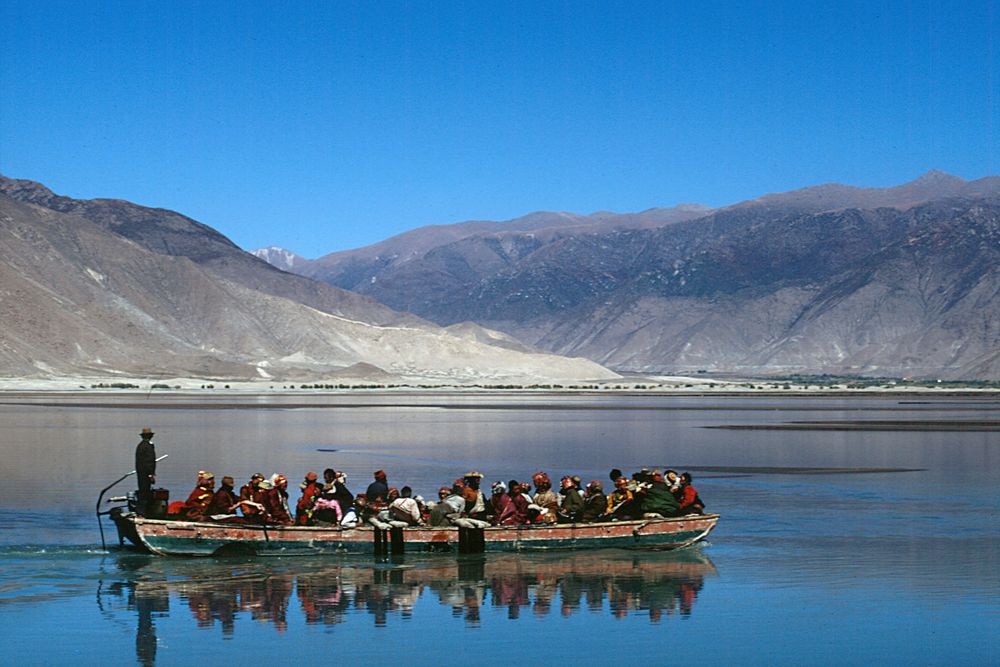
[257,172,1000,379]
[0,176,616,383]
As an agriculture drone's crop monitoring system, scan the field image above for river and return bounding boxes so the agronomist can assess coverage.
[0,392,997,665]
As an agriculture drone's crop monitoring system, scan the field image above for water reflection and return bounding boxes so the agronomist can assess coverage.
[97,550,715,662]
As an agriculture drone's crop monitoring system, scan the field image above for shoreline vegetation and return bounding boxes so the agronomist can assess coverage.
[0,374,998,396]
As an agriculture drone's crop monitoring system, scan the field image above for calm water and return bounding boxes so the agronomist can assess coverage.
[0,392,997,665]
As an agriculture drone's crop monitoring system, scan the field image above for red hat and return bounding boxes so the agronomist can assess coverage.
[532,471,550,487]
[561,477,575,490]
[373,470,387,479]
[614,477,629,489]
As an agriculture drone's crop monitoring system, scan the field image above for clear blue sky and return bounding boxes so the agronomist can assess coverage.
[1,1,997,257]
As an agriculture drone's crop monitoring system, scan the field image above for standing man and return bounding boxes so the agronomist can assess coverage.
[135,427,156,516]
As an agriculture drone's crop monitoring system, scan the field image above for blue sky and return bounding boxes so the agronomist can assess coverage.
[1,1,997,256]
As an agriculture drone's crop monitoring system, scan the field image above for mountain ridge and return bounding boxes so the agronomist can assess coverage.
[252,171,999,379]
[0,175,617,383]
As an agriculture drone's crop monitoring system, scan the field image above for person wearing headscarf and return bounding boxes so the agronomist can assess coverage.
[606,476,638,519]
[237,473,267,521]
[489,481,512,525]
[296,471,323,525]
[531,472,559,524]
[366,470,389,503]
[183,471,216,521]
[263,474,293,525]
[557,476,584,522]
[430,479,468,526]
[498,481,529,525]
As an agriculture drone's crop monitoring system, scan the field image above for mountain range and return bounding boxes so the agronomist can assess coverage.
[259,171,1000,379]
[0,176,615,383]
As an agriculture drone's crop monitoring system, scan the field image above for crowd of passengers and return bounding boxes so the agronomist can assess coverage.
[166,466,706,527]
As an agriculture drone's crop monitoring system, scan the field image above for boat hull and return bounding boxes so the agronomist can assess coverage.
[115,513,719,557]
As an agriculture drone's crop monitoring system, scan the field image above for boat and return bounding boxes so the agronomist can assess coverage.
[110,510,719,557]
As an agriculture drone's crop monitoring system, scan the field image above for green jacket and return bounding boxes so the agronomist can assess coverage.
[560,488,584,516]
[641,481,679,517]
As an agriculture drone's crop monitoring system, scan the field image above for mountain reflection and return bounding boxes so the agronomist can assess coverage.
[98,550,715,663]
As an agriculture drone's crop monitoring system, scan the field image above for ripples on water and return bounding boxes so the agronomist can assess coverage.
[0,393,998,664]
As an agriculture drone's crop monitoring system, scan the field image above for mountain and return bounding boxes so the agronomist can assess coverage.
[516,198,1000,379]
[291,204,713,292]
[0,176,616,383]
[260,171,1000,379]
[251,246,308,272]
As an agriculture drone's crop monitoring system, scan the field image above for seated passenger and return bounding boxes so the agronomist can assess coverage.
[332,471,354,514]
[313,471,344,525]
[429,481,467,526]
[208,475,239,517]
[677,472,705,515]
[263,474,294,525]
[489,481,512,524]
[389,486,423,525]
[580,480,607,522]
[557,476,584,523]
[341,493,368,526]
[637,470,680,518]
[531,472,559,524]
[499,482,530,525]
[366,470,389,503]
[296,471,323,525]
[665,469,682,500]
[463,472,489,520]
[237,473,267,521]
[606,476,638,520]
[311,492,343,525]
[182,471,216,521]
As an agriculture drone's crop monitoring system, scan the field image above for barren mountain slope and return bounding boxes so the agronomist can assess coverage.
[0,189,616,383]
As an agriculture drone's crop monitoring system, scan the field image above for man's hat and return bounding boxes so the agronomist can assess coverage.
[305,471,318,482]
[221,476,234,486]
[198,470,214,480]
[140,427,154,436]
[463,471,484,479]
[373,469,387,479]
[251,472,265,481]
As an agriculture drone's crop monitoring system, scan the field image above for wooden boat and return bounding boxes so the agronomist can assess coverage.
[111,510,719,557]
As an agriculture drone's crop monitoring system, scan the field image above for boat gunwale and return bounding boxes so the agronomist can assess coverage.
[128,513,720,535]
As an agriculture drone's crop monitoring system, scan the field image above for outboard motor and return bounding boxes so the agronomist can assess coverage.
[147,488,169,519]
[127,489,169,518]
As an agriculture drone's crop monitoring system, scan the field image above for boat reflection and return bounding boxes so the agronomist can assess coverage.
[98,549,716,664]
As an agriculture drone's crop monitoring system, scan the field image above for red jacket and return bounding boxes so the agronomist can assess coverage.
[264,487,293,525]
[184,484,215,520]
[296,481,323,525]
[208,486,239,516]
[239,482,266,516]
[499,492,529,525]
[679,484,704,512]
